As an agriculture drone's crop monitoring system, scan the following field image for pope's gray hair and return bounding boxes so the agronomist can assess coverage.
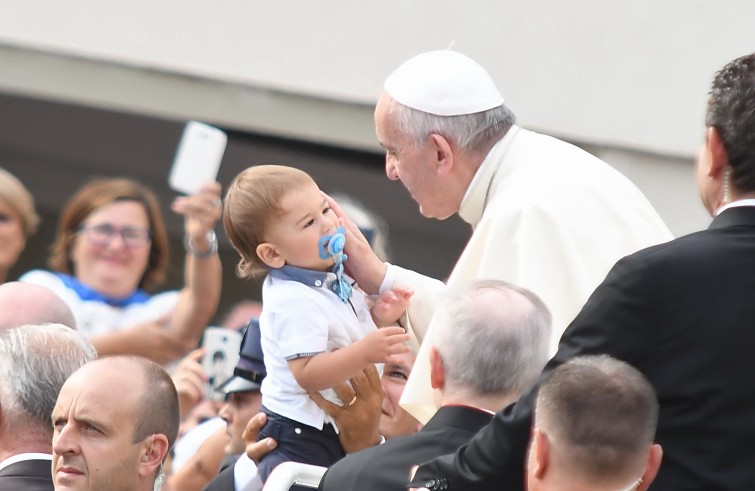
[391,99,516,155]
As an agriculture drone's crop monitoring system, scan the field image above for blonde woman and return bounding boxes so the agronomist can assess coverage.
[0,167,39,283]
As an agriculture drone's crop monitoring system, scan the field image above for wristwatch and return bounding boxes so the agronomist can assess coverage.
[185,229,218,258]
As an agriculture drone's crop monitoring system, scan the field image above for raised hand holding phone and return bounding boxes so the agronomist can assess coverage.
[169,121,227,195]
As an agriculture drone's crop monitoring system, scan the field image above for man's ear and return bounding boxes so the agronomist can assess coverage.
[636,444,663,491]
[429,346,445,390]
[138,434,169,478]
[706,127,730,178]
[525,426,549,485]
[256,243,284,269]
[534,428,549,479]
[429,133,455,177]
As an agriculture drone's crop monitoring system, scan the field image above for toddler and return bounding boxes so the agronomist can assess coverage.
[223,165,411,480]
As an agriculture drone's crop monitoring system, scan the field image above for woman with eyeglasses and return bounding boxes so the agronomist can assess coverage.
[0,168,40,284]
[20,177,222,365]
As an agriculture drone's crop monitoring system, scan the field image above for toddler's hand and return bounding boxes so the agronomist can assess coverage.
[372,288,413,326]
[360,326,410,364]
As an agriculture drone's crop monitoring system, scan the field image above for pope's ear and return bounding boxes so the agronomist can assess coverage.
[256,243,284,269]
[429,133,454,176]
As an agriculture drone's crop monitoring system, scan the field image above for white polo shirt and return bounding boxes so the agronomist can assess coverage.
[259,265,378,430]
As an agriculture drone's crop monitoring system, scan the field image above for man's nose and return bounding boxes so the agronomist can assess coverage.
[219,403,232,424]
[53,425,78,455]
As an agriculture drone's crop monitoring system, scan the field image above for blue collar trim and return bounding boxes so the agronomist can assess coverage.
[268,265,334,287]
[56,273,151,307]
[268,265,353,303]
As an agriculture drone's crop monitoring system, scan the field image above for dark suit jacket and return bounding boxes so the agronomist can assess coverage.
[413,206,755,490]
[319,405,492,491]
[202,454,238,491]
[203,464,235,491]
[0,458,54,491]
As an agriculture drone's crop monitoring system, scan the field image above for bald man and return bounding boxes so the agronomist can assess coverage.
[0,282,76,330]
[51,356,179,491]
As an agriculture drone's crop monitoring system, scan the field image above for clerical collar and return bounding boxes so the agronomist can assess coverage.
[56,273,150,307]
[459,125,521,226]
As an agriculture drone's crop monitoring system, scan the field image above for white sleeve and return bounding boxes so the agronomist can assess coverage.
[378,262,397,294]
[234,453,263,491]
[385,264,446,346]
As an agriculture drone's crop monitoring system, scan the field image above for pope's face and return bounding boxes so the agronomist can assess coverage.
[375,93,457,220]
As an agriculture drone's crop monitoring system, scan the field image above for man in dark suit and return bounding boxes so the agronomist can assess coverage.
[527,356,661,491]
[410,52,755,490]
[0,324,95,491]
[319,279,552,491]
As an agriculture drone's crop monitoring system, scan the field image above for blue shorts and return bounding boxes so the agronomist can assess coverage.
[257,406,346,482]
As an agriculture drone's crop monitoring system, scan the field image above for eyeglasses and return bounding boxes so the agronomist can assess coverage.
[77,223,152,249]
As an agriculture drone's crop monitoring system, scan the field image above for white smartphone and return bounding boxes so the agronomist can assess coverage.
[201,327,243,400]
[169,121,227,195]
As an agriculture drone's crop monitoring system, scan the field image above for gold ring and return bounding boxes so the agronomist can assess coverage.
[347,395,357,407]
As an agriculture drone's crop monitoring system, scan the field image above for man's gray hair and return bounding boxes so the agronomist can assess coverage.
[0,324,96,437]
[391,100,516,155]
[432,279,552,398]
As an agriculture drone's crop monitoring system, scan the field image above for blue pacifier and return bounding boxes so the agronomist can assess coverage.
[318,227,352,303]
[318,227,347,259]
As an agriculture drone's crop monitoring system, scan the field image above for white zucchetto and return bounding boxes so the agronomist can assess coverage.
[384,50,504,116]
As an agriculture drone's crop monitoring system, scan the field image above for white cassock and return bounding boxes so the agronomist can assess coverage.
[384,125,673,423]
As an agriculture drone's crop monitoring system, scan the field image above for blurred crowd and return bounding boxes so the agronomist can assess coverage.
[1,49,755,491]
